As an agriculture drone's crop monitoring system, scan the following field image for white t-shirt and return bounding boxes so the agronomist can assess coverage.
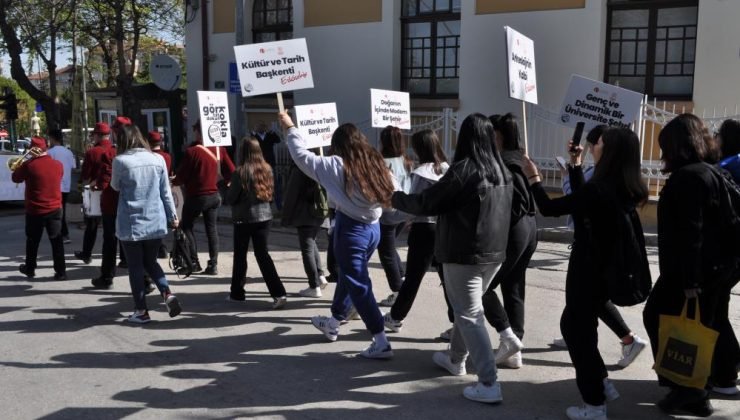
[47,145,77,193]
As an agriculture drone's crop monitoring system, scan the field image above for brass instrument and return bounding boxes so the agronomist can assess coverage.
[7,147,42,172]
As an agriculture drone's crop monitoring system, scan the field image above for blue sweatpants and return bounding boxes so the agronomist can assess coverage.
[330,211,384,334]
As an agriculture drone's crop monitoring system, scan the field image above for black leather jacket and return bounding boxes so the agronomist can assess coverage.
[392,158,512,264]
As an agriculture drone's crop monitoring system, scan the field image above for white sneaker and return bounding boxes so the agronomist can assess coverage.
[565,403,607,420]
[603,378,620,402]
[432,351,466,376]
[498,351,523,369]
[495,334,524,365]
[359,339,393,359]
[711,385,739,395]
[552,337,568,348]
[463,382,503,404]
[378,292,398,307]
[617,335,646,368]
[299,287,322,298]
[311,315,340,342]
[438,327,453,342]
[271,296,287,310]
[317,275,329,290]
[383,312,403,333]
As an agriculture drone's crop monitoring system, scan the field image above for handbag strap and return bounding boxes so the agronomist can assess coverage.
[680,298,702,323]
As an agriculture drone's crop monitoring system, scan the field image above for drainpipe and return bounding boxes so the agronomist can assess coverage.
[201,0,209,90]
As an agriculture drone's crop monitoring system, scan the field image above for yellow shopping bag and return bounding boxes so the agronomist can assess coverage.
[655,299,719,389]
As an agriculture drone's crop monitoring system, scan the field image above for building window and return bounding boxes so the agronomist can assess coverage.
[605,0,698,100]
[253,0,293,42]
[402,0,461,97]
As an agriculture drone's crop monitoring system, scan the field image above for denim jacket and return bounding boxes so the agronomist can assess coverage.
[111,149,177,241]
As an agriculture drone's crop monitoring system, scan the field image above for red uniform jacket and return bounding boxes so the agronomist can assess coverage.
[153,149,173,175]
[173,141,234,197]
[12,155,63,215]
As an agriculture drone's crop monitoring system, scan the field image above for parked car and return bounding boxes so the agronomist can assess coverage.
[15,139,31,154]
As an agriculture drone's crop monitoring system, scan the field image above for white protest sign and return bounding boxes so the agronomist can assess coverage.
[370,88,411,129]
[505,26,538,105]
[559,75,643,131]
[294,102,339,149]
[233,38,314,97]
[197,91,232,147]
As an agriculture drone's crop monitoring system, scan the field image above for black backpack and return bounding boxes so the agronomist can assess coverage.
[707,164,740,258]
[169,228,193,278]
[586,190,652,306]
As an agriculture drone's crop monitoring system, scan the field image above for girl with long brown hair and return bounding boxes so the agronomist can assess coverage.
[225,137,287,309]
[279,112,396,359]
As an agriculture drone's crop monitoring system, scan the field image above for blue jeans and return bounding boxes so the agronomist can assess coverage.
[330,212,383,334]
[121,239,171,311]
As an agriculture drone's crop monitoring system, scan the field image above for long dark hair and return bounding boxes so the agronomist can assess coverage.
[117,125,150,153]
[718,118,740,158]
[411,129,447,175]
[236,137,273,202]
[489,113,521,151]
[331,123,394,207]
[380,125,412,172]
[658,113,714,173]
[454,113,508,183]
[590,127,648,206]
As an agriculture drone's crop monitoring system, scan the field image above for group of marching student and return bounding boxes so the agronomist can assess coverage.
[277,110,738,419]
[13,108,739,418]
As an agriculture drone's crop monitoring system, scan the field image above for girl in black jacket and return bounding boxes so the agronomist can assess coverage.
[643,114,738,416]
[521,127,649,420]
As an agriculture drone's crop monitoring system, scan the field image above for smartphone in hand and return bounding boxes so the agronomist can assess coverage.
[570,122,586,153]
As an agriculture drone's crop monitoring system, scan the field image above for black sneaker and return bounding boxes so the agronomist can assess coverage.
[144,276,156,295]
[54,272,68,281]
[192,261,203,273]
[19,264,35,278]
[117,260,128,269]
[658,389,713,417]
[74,251,91,264]
[203,261,218,275]
[91,276,113,289]
[62,237,71,244]
[164,294,182,317]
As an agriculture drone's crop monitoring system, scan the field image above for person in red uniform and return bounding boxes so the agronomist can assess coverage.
[90,117,132,289]
[172,120,235,275]
[148,130,172,259]
[13,137,66,280]
[76,122,114,265]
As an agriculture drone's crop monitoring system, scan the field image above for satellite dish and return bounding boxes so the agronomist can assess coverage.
[150,55,182,91]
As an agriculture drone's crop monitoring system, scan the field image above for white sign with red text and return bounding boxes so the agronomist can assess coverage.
[505,26,538,105]
[233,38,314,97]
[370,88,411,130]
[559,75,643,132]
[197,91,232,147]
[294,102,339,149]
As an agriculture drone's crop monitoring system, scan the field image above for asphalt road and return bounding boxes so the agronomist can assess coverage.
[0,207,737,419]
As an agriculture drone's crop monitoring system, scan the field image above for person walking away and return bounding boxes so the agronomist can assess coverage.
[643,114,739,416]
[393,114,513,404]
[382,129,449,333]
[75,122,114,264]
[282,160,329,297]
[279,112,396,359]
[13,136,66,280]
[111,124,181,324]
[377,126,411,307]
[521,127,649,419]
[172,121,235,275]
[46,129,76,244]
[226,137,287,308]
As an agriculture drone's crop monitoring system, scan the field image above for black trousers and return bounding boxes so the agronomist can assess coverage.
[482,215,537,338]
[378,222,405,292]
[60,192,69,238]
[644,275,739,389]
[100,214,117,279]
[297,225,324,288]
[391,223,438,321]
[25,209,65,275]
[181,193,221,264]
[326,226,338,279]
[81,215,101,258]
[231,221,285,299]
